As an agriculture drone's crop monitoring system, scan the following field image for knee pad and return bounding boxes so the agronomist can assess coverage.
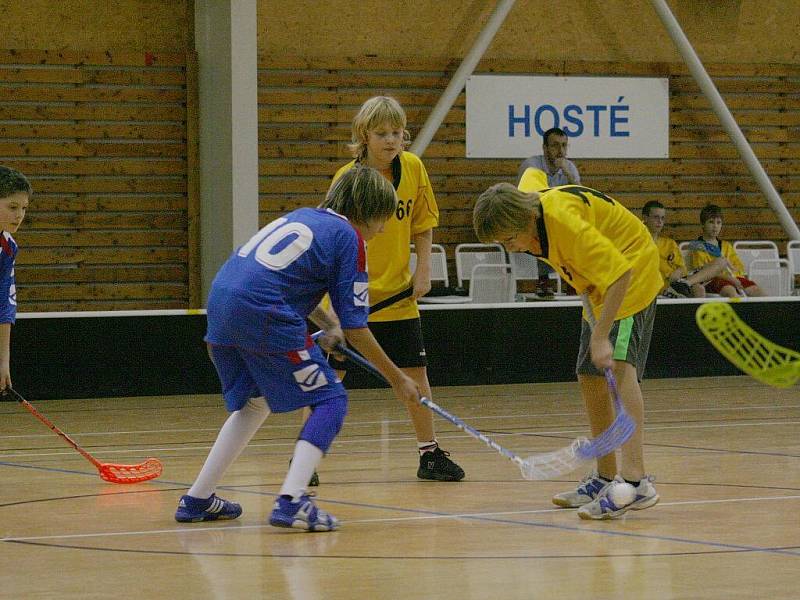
[298,394,348,453]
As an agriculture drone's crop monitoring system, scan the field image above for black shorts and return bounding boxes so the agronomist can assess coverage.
[329,318,428,370]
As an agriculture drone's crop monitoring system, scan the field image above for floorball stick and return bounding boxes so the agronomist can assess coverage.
[4,387,163,484]
[696,302,800,388]
[579,295,637,457]
[315,337,622,480]
[369,287,413,314]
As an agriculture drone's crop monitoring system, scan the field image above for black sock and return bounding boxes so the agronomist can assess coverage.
[623,478,639,487]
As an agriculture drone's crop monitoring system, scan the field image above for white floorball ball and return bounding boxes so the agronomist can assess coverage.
[608,482,637,506]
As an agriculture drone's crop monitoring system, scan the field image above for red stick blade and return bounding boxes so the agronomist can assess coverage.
[98,458,163,484]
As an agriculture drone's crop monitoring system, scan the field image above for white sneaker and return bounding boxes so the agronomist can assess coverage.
[628,475,659,511]
[577,475,659,520]
[552,472,611,508]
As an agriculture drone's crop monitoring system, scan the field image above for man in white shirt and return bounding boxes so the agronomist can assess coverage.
[516,127,581,296]
[516,127,581,188]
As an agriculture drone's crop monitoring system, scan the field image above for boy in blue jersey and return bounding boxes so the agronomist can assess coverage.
[176,166,419,532]
[0,167,31,392]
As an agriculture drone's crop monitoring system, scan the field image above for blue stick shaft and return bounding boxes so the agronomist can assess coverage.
[418,397,520,462]
[580,295,625,412]
[313,334,522,463]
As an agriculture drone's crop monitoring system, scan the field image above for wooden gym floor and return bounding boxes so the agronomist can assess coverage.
[1,376,798,600]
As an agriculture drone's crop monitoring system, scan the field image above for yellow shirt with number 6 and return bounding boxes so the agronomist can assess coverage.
[331,151,439,322]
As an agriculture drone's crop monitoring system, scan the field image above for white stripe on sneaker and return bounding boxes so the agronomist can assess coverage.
[207,497,224,514]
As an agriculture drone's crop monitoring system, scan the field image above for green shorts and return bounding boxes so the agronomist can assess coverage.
[576,300,656,381]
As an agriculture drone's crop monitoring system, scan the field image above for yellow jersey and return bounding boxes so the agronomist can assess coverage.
[654,235,686,291]
[518,167,549,192]
[519,183,662,320]
[332,151,439,322]
[688,238,745,277]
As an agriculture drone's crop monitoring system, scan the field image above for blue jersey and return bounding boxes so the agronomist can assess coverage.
[206,208,369,353]
[0,232,18,324]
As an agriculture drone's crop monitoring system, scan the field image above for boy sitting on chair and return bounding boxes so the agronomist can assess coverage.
[641,200,727,298]
[688,204,764,298]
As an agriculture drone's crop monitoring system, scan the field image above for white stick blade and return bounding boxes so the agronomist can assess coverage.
[519,438,590,480]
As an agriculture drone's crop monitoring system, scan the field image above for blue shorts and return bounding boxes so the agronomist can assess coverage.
[209,343,347,413]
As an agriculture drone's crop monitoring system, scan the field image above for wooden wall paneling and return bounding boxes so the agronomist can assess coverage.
[2,50,190,312]
[258,58,799,287]
[185,50,201,308]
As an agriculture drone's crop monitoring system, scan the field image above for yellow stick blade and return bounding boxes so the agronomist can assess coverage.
[695,303,800,388]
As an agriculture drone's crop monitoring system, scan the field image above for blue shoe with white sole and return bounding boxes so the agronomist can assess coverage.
[175,493,242,523]
[269,494,339,532]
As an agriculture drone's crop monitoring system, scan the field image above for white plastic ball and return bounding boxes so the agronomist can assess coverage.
[608,481,637,506]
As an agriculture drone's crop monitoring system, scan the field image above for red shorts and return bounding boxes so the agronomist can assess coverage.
[705,276,756,294]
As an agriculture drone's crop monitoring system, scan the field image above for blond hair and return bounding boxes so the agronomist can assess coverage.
[473,183,538,243]
[320,165,397,224]
[347,96,411,161]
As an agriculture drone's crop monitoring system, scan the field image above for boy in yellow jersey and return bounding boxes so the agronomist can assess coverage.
[473,174,660,519]
[325,96,464,481]
[687,204,764,298]
[641,200,727,298]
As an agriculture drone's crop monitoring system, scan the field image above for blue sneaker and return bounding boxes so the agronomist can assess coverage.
[269,494,339,532]
[552,472,611,508]
[175,493,242,523]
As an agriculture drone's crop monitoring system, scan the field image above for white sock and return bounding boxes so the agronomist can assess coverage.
[279,439,323,500]
[418,439,438,455]
[188,397,270,499]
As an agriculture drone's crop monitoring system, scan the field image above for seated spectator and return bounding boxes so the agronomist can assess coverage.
[687,204,764,298]
[516,127,580,298]
[641,200,727,298]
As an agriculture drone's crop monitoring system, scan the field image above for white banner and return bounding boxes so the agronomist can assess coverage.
[466,75,669,158]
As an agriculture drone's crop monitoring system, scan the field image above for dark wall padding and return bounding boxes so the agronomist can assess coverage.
[11,301,798,400]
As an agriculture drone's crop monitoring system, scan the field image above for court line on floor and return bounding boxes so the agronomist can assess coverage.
[2,402,798,440]
[3,493,800,559]
[6,493,800,543]
[3,417,800,461]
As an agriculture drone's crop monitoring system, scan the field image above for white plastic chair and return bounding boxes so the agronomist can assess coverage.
[410,243,449,286]
[787,240,800,295]
[428,244,451,287]
[509,252,538,281]
[510,251,573,297]
[469,263,516,303]
[748,258,792,297]
[732,240,779,275]
[411,243,465,304]
[509,252,540,300]
[455,243,506,287]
